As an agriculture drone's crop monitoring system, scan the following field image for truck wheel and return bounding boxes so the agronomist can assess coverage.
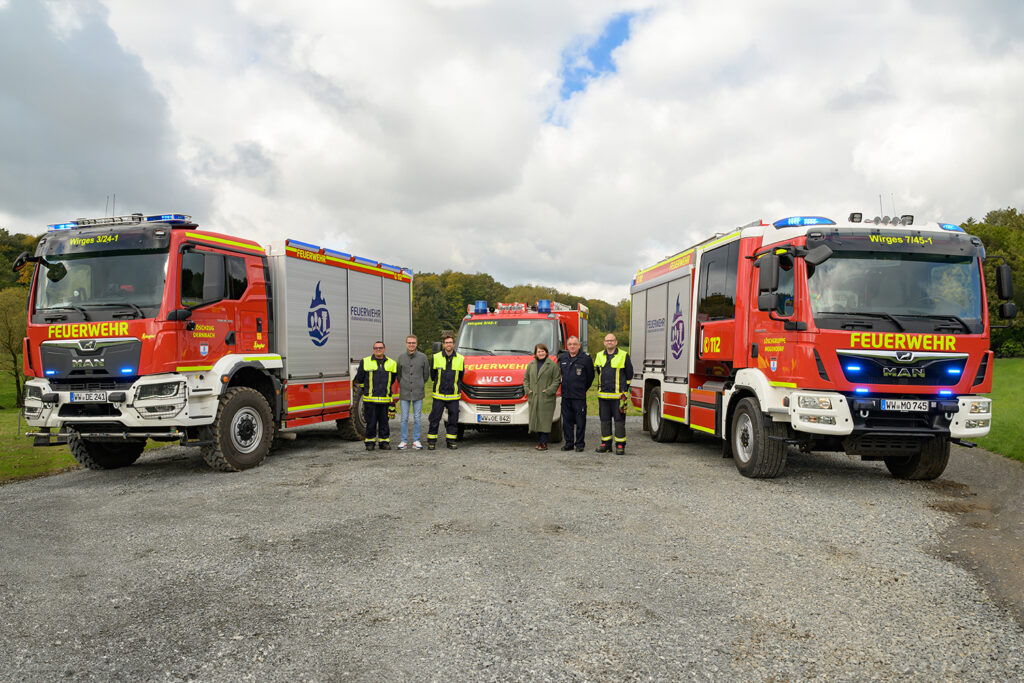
[884,436,950,480]
[336,388,366,441]
[648,386,679,443]
[202,387,274,472]
[67,434,145,470]
[731,397,787,478]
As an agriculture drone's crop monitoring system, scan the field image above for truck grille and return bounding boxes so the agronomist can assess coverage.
[464,385,524,400]
[58,404,123,418]
[49,380,134,392]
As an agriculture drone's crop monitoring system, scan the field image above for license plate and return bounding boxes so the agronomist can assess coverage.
[70,391,107,403]
[477,413,512,424]
[881,399,929,412]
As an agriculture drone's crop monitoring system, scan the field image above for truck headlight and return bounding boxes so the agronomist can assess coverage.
[964,419,990,429]
[137,382,183,400]
[24,385,43,402]
[798,395,832,410]
[969,400,991,414]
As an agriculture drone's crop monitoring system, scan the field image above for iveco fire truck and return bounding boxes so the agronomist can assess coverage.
[454,300,588,439]
[629,213,1016,480]
[17,213,412,471]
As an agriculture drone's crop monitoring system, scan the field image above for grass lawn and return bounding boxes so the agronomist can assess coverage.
[978,357,1024,464]
[0,388,79,483]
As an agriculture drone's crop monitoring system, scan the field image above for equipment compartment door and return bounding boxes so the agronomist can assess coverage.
[348,271,384,361]
[666,275,691,380]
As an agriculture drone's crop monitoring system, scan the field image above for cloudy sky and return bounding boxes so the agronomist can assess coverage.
[2,0,1022,302]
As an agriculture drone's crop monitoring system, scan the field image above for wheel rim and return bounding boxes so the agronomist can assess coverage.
[650,394,661,432]
[231,407,263,454]
[734,411,754,463]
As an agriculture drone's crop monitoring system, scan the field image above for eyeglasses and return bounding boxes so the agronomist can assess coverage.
[373,346,385,350]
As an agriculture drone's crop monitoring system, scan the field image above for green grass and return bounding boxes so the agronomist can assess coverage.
[0,390,79,483]
[978,357,1024,464]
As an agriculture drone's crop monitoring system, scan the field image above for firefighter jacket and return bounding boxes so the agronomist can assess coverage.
[431,351,465,400]
[355,355,398,403]
[556,350,595,399]
[594,348,633,399]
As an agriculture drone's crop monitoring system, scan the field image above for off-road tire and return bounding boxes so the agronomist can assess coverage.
[648,386,679,443]
[202,387,274,472]
[67,434,145,470]
[884,436,950,480]
[730,397,788,478]
[336,388,366,441]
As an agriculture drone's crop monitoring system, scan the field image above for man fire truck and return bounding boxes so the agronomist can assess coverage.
[453,300,588,440]
[629,213,1016,480]
[16,212,412,471]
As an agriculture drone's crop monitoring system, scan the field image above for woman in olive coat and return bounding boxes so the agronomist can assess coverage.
[523,343,561,450]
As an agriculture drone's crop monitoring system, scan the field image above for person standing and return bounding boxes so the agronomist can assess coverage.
[523,343,561,451]
[396,334,430,450]
[354,341,397,451]
[427,334,465,450]
[594,333,633,455]
[557,335,594,452]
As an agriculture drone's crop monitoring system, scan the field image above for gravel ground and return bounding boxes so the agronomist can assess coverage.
[1,416,1023,681]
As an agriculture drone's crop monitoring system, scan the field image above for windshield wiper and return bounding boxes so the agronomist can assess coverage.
[85,302,147,319]
[816,311,905,332]
[492,348,534,354]
[895,313,971,332]
[39,305,90,321]
[458,346,494,356]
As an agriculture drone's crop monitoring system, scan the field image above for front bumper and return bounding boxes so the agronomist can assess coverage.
[459,398,562,427]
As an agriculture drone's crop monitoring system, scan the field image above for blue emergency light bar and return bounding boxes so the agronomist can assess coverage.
[537,299,552,313]
[288,239,320,252]
[773,216,836,228]
[939,223,965,232]
[323,248,351,260]
[144,214,190,223]
[474,300,488,314]
[48,213,191,230]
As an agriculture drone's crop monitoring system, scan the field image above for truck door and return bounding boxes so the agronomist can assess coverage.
[176,248,234,370]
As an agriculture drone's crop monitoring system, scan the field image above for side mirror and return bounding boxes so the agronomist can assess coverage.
[12,251,31,272]
[758,253,780,292]
[999,302,1017,320]
[167,308,193,321]
[996,264,1014,300]
[804,244,834,267]
[757,292,780,312]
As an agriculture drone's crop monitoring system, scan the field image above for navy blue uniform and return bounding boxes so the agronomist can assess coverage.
[557,350,594,449]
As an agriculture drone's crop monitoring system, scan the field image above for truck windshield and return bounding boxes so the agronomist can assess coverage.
[33,250,169,320]
[457,318,558,356]
[807,251,983,333]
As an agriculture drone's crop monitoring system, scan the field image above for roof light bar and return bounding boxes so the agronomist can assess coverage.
[48,212,191,230]
[773,216,836,228]
[939,223,965,232]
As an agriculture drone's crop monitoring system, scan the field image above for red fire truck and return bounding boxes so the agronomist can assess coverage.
[453,300,588,439]
[629,213,1016,479]
[17,212,412,471]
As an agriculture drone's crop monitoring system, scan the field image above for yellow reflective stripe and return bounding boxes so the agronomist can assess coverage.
[770,381,798,388]
[363,396,392,403]
[176,365,212,372]
[700,231,741,251]
[691,423,716,434]
[663,414,687,423]
[288,400,352,413]
[598,392,622,399]
[243,355,280,362]
[432,393,460,400]
[185,232,264,253]
[636,248,695,278]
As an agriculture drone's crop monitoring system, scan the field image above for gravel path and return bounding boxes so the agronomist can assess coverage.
[1,417,1022,681]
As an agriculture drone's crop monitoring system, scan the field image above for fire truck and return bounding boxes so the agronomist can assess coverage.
[16,213,412,471]
[453,300,589,439]
[629,213,1017,479]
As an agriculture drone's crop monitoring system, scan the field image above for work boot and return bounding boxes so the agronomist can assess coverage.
[615,443,625,455]
[365,442,376,451]
[379,442,391,451]
[560,444,574,451]
[427,441,436,451]
[446,442,458,450]
[595,442,611,453]
[575,446,585,452]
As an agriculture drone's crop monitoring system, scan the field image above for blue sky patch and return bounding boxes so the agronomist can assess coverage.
[558,12,636,101]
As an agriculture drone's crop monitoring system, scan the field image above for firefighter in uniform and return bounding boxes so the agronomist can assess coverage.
[354,341,397,451]
[427,334,465,450]
[557,335,594,452]
[594,333,633,454]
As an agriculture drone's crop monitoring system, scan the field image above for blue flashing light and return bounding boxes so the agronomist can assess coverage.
[537,299,552,313]
[288,239,320,252]
[854,387,869,394]
[323,248,351,260]
[947,367,962,375]
[380,262,401,273]
[939,223,965,232]
[474,300,488,314]
[120,367,134,375]
[353,256,377,267]
[773,216,836,228]
[939,389,953,396]
[48,222,78,231]
[145,214,189,223]
[45,369,57,376]
[845,364,862,373]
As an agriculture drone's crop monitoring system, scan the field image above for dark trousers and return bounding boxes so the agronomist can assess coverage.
[427,399,460,442]
[561,397,587,448]
[598,397,626,445]
[363,402,390,443]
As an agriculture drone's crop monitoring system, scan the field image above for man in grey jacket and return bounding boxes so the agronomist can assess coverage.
[396,334,430,449]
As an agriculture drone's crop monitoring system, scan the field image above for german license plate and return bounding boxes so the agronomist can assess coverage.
[70,392,107,403]
[881,399,928,412]
[477,413,512,424]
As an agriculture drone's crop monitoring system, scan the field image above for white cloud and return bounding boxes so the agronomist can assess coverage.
[1,0,1022,301]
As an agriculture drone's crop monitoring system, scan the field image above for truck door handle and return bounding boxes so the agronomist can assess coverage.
[257,318,263,333]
